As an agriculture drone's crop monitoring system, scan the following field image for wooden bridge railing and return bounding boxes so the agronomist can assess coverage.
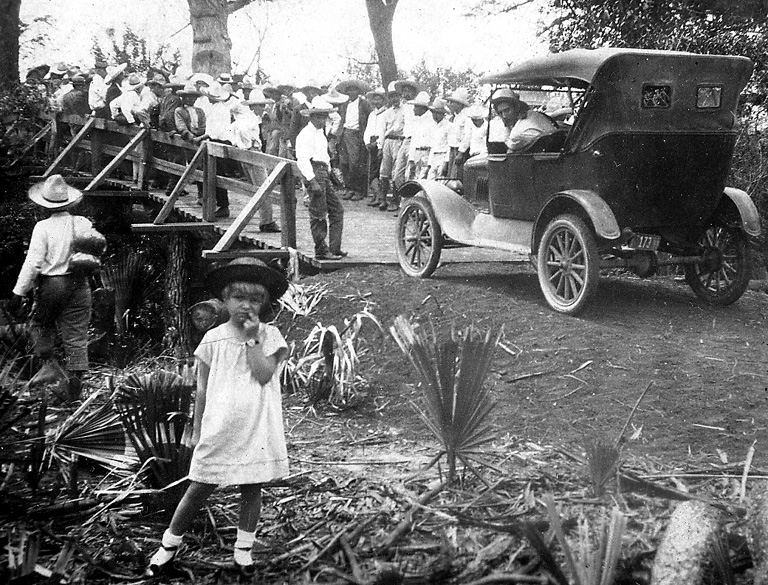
[41,114,300,258]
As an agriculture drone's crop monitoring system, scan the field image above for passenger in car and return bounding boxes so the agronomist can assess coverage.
[465,105,488,158]
[489,88,558,153]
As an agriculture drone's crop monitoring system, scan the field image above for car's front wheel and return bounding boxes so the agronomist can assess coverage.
[537,214,600,315]
[396,196,443,278]
[684,225,750,305]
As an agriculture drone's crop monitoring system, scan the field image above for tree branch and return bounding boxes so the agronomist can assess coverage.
[225,0,258,15]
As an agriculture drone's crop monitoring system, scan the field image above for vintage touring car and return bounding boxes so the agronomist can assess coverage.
[395,48,761,315]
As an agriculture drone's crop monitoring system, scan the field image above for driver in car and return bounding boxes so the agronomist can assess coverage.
[490,89,558,152]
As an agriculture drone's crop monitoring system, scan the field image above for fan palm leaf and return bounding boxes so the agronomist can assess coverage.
[390,316,501,482]
[100,251,161,333]
[112,368,194,489]
[46,391,137,478]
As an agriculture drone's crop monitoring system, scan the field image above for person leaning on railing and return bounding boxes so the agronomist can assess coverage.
[174,85,209,200]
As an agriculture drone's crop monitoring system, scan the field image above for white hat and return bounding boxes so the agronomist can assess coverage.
[120,74,144,93]
[428,97,450,114]
[243,88,274,106]
[386,81,399,94]
[446,88,471,107]
[465,104,487,119]
[28,175,83,210]
[300,96,336,116]
[322,87,349,105]
[204,82,231,102]
[217,72,234,85]
[408,91,431,108]
[103,63,127,85]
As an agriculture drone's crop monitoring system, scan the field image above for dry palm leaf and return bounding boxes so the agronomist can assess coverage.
[46,390,136,479]
[112,369,194,489]
[390,316,500,483]
[100,251,161,333]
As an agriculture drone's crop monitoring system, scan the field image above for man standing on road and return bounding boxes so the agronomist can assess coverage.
[337,79,372,201]
[296,97,346,261]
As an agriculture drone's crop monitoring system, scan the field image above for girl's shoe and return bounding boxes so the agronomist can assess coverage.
[145,544,179,578]
[234,546,256,579]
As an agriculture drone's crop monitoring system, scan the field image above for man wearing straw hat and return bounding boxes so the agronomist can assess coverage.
[445,88,471,178]
[11,175,101,401]
[405,91,433,182]
[229,89,281,233]
[391,78,421,211]
[295,97,346,260]
[374,81,406,210]
[336,79,373,201]
[426,97,453,180]
[88,60,110,118]
[363,87,386,204]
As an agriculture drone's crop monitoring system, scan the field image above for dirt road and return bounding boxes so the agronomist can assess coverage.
[307,262,768,468]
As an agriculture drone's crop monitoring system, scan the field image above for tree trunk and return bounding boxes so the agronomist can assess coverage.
[163,234,194,357]
[187,0,233,76]
[365,0,399,88]
[0,0,21,86]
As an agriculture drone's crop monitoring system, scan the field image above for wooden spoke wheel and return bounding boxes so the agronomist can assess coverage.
[537,214,600,315]
[396,196,443,278]
[685,225,750,305]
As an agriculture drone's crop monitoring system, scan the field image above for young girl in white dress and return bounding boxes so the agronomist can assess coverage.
[147,257,290,579]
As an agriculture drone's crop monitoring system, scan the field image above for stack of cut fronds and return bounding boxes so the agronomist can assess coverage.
[390,315,501,483]
[525,494,626,585]
[278,282,328,318]
[100,251,161,333]
[46,390,136,482]
[112,368,194,489]
[293,309,383,406]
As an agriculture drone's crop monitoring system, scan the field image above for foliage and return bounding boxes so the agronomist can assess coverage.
[525,494,626,585]
[92,26,181,76]
[407,59,482,103]
[100,250,162,336]
[277,282,329,319]
[45,391,136,485]
[112,368,194,490]
[584,435,619,497]
[283,309,383,407]
[0,83,49,170]
[390,316,500,483]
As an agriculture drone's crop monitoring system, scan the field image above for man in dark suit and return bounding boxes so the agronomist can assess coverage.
[336,79,373,201]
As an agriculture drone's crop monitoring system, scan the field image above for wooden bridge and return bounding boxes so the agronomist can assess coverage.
[36,114,512,270]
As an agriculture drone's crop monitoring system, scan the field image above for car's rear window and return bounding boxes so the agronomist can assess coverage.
[696,85,722,109]
[641,85,672,109]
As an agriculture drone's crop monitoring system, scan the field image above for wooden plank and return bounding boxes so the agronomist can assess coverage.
[7,120,53,168]
[43,117,97,178]
[203,151,217,222]
[202,248,291,260]
[205,141,300,174]
[209,162,289,253]
[84,128,148,191]
[83,190,150,197]
[281,166,297,248]
[154,142,207,224]
[133,222,216,233]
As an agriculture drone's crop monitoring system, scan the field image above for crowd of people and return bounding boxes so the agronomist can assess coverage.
[25,60,568,260]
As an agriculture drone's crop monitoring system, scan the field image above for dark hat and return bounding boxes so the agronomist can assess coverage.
[205,257,289,303]
[336,78,371,95]
[94,60,108,69]
[262,86,283,101]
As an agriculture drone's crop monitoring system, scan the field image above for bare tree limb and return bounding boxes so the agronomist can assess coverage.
[225,0,259,15]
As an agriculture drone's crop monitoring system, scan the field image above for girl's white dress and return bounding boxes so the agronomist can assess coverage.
[190,322,289,486]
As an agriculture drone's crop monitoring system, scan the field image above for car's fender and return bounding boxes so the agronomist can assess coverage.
[723,187,761,236]
[399,180,477,242]
[532,190,621,252]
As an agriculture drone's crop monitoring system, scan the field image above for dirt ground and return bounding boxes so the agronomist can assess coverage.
[313,261,768,468]
[7,260,768,584]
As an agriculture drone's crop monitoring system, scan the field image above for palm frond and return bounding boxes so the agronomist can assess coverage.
[101,251,161,333]
[46,390,137,479]
[390,316,501,482]
[277,282,329,318]
[584,435,620,497]
[112,368,194,489]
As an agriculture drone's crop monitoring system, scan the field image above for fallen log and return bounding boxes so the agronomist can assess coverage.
[651,500,721,585]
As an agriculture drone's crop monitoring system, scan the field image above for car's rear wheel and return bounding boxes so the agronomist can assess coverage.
[537,214,600,315]
[396,196,443,278]
[684,225,750,305]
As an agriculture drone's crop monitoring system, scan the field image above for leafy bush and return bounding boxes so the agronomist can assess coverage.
[0,83,48,169]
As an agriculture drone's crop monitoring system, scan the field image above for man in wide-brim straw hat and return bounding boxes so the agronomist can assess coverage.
[445,88,472,178]
[336,79,374,201]
[373,80,407,209]
[296,97,347,260]
[11,175,102,402]
[490,88,558,152]
[336,79,371,95]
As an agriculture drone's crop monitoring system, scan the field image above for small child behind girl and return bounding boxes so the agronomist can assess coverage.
[147,257,290,578]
